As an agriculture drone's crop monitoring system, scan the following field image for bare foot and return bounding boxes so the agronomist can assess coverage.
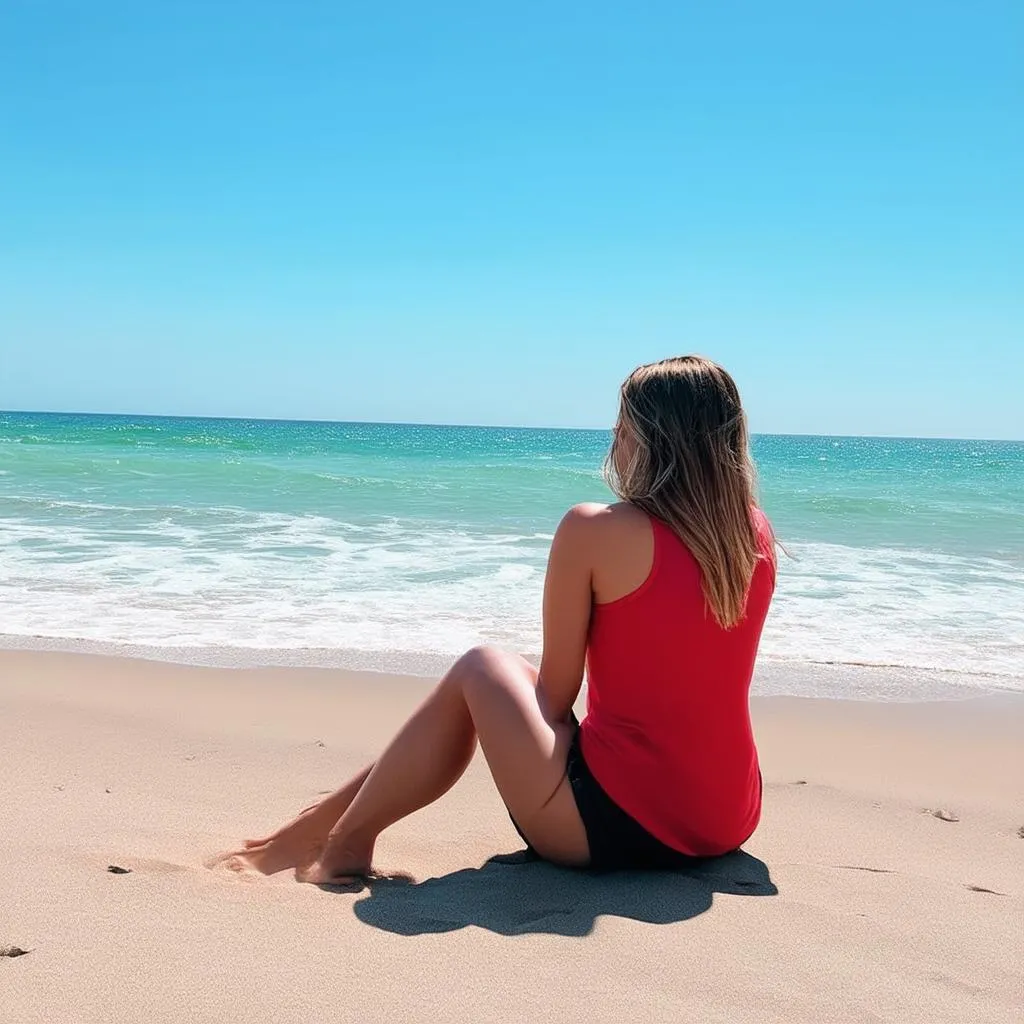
[214,804,338,876]
[295,862,364,885]
[215,769,376,878]
[219,835,326,876]
[242,803,322,848]
[295,833,374,885]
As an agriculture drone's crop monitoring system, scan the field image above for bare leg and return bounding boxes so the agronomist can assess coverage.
[297,645,589,884]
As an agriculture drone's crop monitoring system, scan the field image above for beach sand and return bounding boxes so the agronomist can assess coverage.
[1,650,1021,1023]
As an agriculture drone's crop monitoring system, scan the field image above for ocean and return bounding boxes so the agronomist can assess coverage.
[1,412,1021,699]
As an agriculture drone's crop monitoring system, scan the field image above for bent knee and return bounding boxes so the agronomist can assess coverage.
[457,644,515,676]
[453,645,531,694]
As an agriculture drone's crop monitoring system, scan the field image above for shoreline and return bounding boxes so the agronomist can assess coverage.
[1,631,1020,702]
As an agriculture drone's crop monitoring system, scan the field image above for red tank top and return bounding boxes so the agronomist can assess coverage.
[579,508,776,857]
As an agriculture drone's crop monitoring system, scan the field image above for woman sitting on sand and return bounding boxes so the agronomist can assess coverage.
[228,355,776,882]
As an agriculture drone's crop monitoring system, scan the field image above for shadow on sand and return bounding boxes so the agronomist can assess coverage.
[343,849,776,937]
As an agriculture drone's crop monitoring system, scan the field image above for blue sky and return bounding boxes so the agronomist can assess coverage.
[1,2,1021,438]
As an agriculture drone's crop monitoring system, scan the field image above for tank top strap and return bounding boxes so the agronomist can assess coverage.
[647,513,670,558]
[643,512,672,582]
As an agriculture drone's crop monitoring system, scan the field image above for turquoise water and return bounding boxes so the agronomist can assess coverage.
[1,412,1021,691]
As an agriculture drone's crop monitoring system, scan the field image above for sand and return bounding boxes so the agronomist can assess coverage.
[1,650,1021,1023]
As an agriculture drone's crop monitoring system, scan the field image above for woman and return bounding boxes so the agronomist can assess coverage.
[228,355,776,882]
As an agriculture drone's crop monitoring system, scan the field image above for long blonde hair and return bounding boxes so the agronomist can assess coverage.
[604,355,766,628]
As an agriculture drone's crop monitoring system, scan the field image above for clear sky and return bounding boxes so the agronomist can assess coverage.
[1,2,1021,438]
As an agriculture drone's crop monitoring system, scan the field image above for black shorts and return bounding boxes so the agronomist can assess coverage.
[510,722,704,872]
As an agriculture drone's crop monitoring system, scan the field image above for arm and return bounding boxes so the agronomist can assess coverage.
[535,504,602,722]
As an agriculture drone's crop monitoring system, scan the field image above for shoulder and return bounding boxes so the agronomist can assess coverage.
[555,503,654,601]
[558,501,647,529]
[555,502,651,549]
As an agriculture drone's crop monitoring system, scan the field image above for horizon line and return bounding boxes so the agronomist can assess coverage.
[0,407,1021,445]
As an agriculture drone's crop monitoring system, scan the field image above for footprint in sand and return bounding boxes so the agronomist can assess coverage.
[204,851,263,879]
[927,808,960,822]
